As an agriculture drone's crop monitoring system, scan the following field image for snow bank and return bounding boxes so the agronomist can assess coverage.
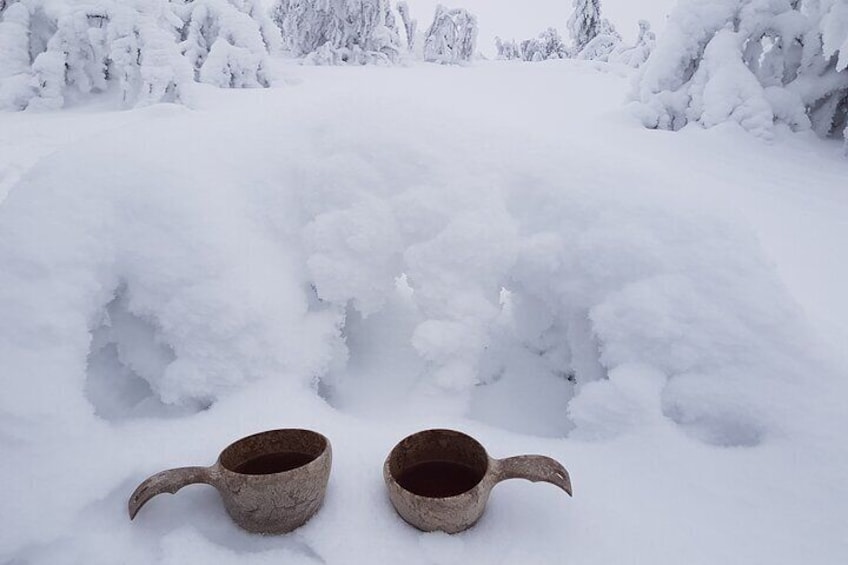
[1,60,845,564]
[0,63,828,445]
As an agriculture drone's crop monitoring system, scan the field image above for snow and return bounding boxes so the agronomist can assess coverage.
[1,30,848,565]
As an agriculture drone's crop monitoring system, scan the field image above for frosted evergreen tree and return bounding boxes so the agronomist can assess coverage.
[576,16,620,61]
[497,28,566,62]
[0,0,273,112]
[610,20,655,68]
[28,50,65,110]
[397,0,416,52]
[524,27,568,61]
[567,0,600,55]
[0,3,34,110]
[495,36,521,60]
[422,4,477,64]
[271,0,403,65]
[178,0,278,87]
[632,0,848,149]
[118,1,193,105]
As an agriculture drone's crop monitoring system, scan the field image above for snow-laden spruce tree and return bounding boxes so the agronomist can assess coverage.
[567,0,600,54]
[610,19,655,68]
[496,28,567,62]
[495,37,521,60]
[576,17,620,61]
[0,0,194,111]
[422,4,477,64]
[519,27,568,61]
[0,3,33,110]
[0,0,278,111]
[397,0,416,52]
[271,0,403,65]
[177,0,279,87]
[110,0,194,106]
[632,0,848,147]
[567,0,621,61]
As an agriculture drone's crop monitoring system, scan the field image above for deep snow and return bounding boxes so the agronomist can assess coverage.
[1,57,847,564]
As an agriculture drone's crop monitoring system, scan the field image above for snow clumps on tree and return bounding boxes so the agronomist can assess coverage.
[0,0,278,112]
[397,0,416,52]
[575,16,621,62]
[567,0,599,54]
[610,20,655,68]
[496,28,568,62]
[177,0,280,87]
[422,4,477,64]
[567,0,621,61]
[0,2,34,109]
[271,0,404,65]
[0,0,193,111]
[632,0,848,148]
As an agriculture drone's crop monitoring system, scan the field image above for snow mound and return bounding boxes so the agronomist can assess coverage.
[1,59,845,565]
[0,75,823,449]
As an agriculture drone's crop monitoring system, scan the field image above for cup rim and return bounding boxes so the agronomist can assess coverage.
[219,428,330,476]
[386,428,490,499]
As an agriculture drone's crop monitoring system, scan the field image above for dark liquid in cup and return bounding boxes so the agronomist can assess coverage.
[397,461,483,498]
[234,452,315,475]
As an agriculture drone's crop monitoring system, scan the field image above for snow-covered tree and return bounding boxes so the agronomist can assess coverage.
[496,28,568,62]
[422,4,477,64]
[0,3,34,110]
[523,27,568,61]
[576,16,620,61]
[271,0,403,65]
[397,0,416,52]
[610,19,655,68]
[125,1,194,105]
[495,36,521,60]
[567,0,600,54]
[0,0,279,112]
[178,0,278,87]
[632,0,848,148]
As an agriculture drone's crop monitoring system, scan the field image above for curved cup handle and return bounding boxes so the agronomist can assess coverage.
[128,466,215,520]
[493,455,573,496]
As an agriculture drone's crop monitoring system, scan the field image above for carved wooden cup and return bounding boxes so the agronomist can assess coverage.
[128,429,332,534]
[384,429,572,533]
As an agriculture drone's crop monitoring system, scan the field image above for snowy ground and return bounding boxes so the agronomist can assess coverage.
[1,59,847,564]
